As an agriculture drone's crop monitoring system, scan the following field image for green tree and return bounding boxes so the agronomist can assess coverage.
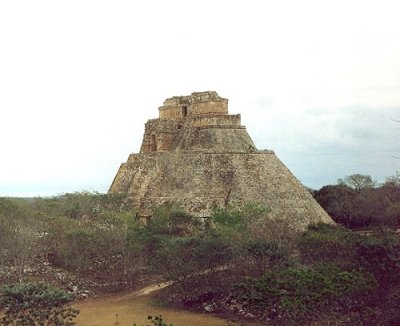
[338,174,375,193]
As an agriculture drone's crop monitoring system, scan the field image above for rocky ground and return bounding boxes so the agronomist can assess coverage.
[0,253,145,300]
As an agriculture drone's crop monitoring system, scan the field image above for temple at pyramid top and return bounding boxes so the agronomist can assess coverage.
[140,91,257,153]
[158,91,228,119]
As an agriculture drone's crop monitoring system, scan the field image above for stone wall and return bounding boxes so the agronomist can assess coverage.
[187,100,228,116]
[140,119,179,153]
[158,91,228,120]
[109,151,333,229]
[171,126,256,153]
[158,106,185,120]
[186,114,241,128]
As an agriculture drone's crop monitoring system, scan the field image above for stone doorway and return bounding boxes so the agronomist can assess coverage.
[181,106,188,118]
[150,134,157,152]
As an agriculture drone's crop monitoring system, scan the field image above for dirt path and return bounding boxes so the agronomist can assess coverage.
[73,281,229,326]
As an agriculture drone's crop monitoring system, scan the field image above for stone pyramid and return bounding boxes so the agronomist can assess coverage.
[109,91,333,229]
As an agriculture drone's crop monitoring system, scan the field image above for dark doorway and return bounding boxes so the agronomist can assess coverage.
[182,106,188,118]
[150,134,157,152]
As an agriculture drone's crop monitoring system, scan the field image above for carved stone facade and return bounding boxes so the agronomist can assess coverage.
[139,91,247,153]
[109,91,333,229]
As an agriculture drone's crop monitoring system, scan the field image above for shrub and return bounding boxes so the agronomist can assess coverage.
[246,239,290,267]
[151,233,232,283]
[56,227,95,275]
[298,223,359,268]
[149,207,202,237]
[0,282,79,325]
[355,230,400,288]
[231,266,376,324]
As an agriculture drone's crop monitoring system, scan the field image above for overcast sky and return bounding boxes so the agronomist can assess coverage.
[1,0,399,197]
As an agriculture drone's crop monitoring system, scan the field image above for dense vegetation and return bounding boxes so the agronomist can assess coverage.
[313,173,400,228]
[0,282,78,325]
[145,211,400,325]
[0,192,137,286]
[0,172,400,325]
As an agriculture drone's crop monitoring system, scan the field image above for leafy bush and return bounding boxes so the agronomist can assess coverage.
[246,239,290,268]
[298,223,359,267]
[294,224,400,324]
[355,230,400,287]
[0,282,79,325]
[300,224,400,286]
[152,234,232,283]
[211,203,270,234]
[57,227,95,274]
[231,266,376,323]
[146,205,282,284]
[128,207,203,259]
[148,207,202,237]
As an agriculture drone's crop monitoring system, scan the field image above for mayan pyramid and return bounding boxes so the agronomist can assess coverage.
[109,91,333,229]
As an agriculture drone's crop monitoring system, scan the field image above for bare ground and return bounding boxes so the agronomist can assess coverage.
[73,281,229,326]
